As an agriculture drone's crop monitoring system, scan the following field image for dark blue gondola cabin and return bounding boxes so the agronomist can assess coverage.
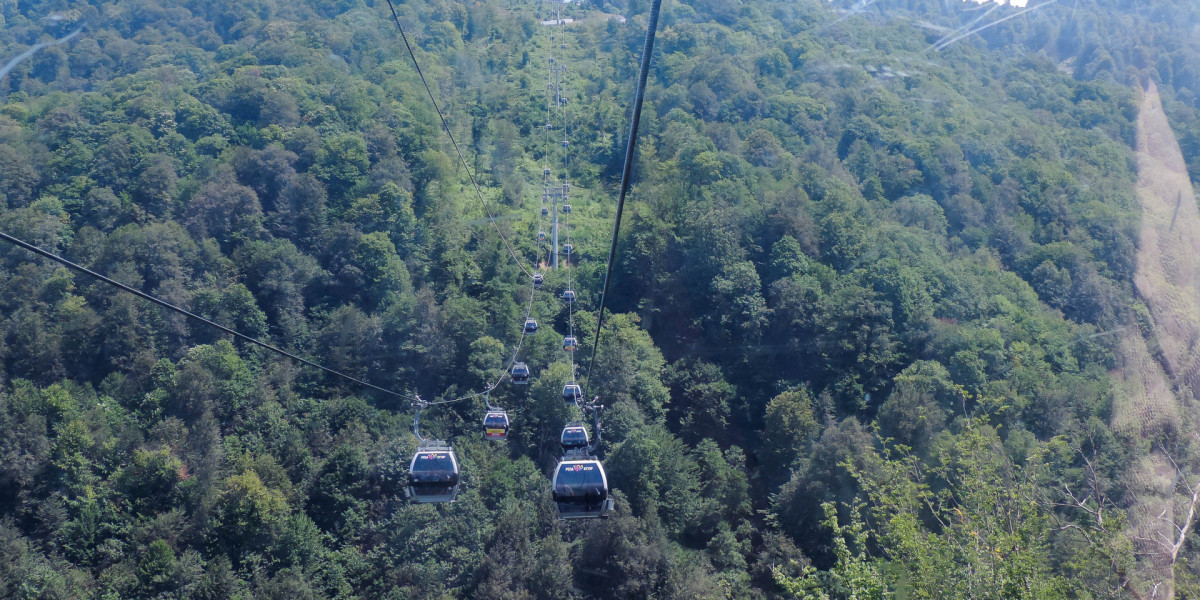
[560,424,589,449]
[552,456,613,519]
[511,362,530,385]
[407,444,460,503]
[562,383,582,403]
[524,319,538,335]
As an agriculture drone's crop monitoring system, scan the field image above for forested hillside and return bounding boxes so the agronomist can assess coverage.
[1,0,1199,597]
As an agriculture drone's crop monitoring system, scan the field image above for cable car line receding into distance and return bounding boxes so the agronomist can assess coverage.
[1,0,667,511]
[548,0,583,414]
[381,0,547,441]
[526,0,662,521]
[0,0,554,444]
[541,3,619,519]
[382,0,534,280]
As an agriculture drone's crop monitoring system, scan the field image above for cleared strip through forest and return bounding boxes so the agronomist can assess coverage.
[1116,80,1200,600]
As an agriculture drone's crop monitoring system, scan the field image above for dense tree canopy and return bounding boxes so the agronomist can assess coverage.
[1,0,1198,597]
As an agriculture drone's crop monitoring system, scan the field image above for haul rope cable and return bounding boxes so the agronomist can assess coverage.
[382,0,548,409]
[383,0,533,279]
[0,230,410,400]
[539,0,580,395]
[583,0,664,396]
[557,10,581,394]
[421,240,542,407]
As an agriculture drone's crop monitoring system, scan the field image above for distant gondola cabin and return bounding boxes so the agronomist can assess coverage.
[563,383,582,403]
[561,424,589,449]
[483,411,509,440]
[511,362,531,384]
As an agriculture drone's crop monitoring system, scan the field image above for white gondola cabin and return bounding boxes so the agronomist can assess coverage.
[560,423,589,449]
[483,410,510,441]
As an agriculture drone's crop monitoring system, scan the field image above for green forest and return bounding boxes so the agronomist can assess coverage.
[2,0,1200,597]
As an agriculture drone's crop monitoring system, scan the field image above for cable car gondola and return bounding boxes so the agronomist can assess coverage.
[511,361,530,384]
[560,423,589,449]
[407,442,461,503]
[483,410,510,441]
[533,272,545,287]
[524,319,538,335]
[544,167,551,176]
[561,289,576,302]
[563,383,582,403]
[537,231,547,242]
[541,207,549,217]
[552,452,613,519]
[563,336,577,351]
[562,244,573,255]
[562,204,572,214]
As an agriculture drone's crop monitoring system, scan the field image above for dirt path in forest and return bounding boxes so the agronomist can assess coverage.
[1115,80,1200,600]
